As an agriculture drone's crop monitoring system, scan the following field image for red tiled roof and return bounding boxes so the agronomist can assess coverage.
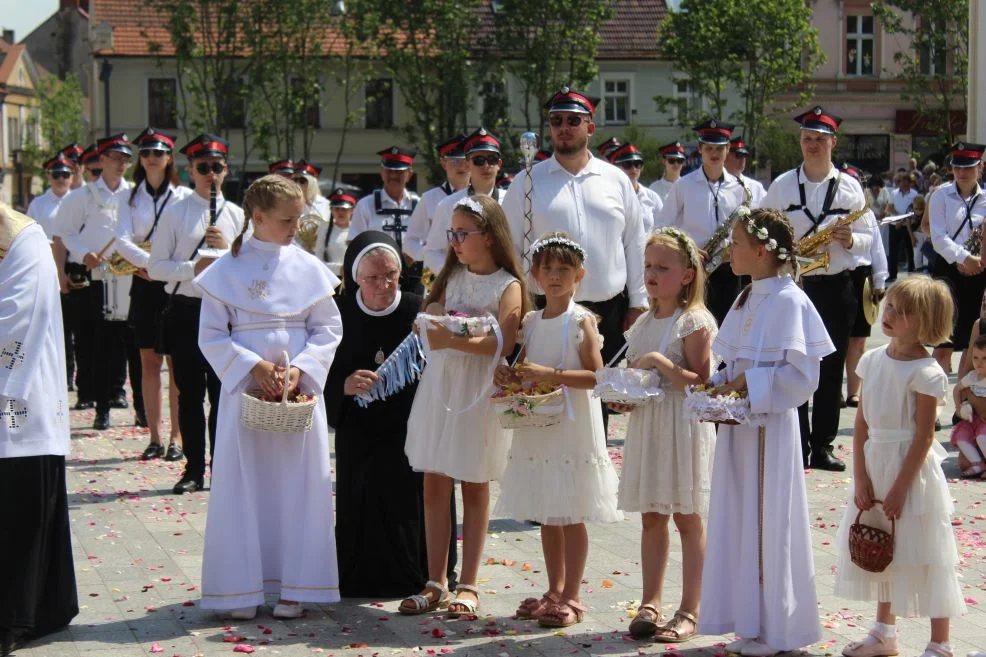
[0,40,27,85]
[598,0,665,59]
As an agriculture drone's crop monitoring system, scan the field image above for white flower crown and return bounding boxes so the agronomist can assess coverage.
[654,226,700,266]
[455,197,484,215]
[746,219,789,261]
[530,236,588,261]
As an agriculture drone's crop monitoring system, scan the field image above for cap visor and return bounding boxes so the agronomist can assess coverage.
[467,146,501,156]
[614,155,644,164]
[103,145,134,156]
[799,125,835,135]
[549,103,591,114]
[950,157,982,168]
[188,150,227,160]
[139,141,173,152]
[698,137,729,145]
[382,163,411,170]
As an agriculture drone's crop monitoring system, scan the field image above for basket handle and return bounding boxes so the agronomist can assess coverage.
[280,350,291,405]
[854,500,896,537]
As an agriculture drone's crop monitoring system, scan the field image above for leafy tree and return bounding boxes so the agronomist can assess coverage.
[22,73,87,177]
[872,0,969,149]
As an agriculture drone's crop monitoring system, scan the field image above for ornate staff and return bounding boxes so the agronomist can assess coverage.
[519,132,538,269]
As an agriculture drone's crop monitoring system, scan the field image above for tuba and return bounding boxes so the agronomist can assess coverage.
[795,202,871,275]
[105,241,151,276]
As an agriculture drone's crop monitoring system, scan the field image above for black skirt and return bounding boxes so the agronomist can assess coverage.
[850,265,873,338]
[128,275,168,349]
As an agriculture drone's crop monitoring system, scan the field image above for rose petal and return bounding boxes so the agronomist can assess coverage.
[233,645,255,654]
[150,643,164,653]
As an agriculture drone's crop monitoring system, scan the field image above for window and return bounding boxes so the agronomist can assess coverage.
[603,78,631,125]
[24,115,39,147]
[218,79,247,130]
[673,79,702,124]
[365,78,393,130]
[7,117,21,151]
[919,20,946,75]
[846,15,875,76]
[291,77,321,128]
[480,78,507,120]
[147,78,178,129]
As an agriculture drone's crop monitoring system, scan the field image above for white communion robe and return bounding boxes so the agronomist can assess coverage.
[699,274,834,651]
[194,237,343,609]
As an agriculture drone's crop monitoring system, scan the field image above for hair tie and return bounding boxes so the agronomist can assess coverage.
[530,236,588,261]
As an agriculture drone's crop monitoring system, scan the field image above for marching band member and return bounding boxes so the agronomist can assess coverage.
[148,134,244,494]
[423,128,505,274]
[269,159,297,178]
[648,141,686,202]
[596,137,621,160]
[57,143,85,190]
[53,134,135,431]
[405,135,470,267]
[656,120,750,324]
[293,160,331,220]
[610,142,663,233]
[725,137,766,206]
[116,128,191,461]
[496,174,514,190]
[80,144,102,184]
[312,189,355,279]
[761,106,871,472]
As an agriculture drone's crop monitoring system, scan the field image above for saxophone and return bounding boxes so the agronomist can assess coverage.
[703,174,753,274]
[795,202,871,275]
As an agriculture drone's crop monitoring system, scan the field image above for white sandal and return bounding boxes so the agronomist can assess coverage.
[398,580,450,615]
[446,584,480,618]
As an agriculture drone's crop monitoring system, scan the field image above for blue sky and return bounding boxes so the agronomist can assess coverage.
[2,0,58,43]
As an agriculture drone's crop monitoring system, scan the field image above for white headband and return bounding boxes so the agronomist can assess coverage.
[530,236,587,261]
[351,242,402,282]
[455,197,484,215]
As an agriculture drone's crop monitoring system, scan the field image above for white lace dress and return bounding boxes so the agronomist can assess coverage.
[405,266,517,483]
[494,305,623,525]
[617,308,718,516]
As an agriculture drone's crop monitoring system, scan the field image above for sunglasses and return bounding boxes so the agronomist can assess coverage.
[290,176,310,186]
[619,161,644,170]
[664,159,685,165]
[50,171,71,180]
[195,162,226,175]
[469,155,501,167]
[88,168,103,177]
[140,149,168,158]
[549,115,588,127]
[447,229,484,244]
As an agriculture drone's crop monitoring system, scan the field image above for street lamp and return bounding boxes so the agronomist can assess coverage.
[11,148,24,210]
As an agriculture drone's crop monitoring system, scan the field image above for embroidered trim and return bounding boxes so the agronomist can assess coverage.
[1,398,28,429]
[0,341,25,370]
[247,279,269,300]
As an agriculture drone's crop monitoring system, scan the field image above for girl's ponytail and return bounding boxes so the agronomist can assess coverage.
[231,217,250,257]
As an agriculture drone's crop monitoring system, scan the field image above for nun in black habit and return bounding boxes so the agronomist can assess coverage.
[327,231,457,597]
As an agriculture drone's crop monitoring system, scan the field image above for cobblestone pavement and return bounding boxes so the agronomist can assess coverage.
[15,324,986,657]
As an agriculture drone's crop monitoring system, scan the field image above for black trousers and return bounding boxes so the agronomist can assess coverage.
[167,298,221,481]
[64,285,95,402]
[707,264,744,326]
[887,225,914,279]
[799,271,856,464]
[82,282,129,413]
[60,295,75,388]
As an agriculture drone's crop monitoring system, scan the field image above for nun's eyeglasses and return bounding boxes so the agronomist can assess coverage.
[359,270,400,286]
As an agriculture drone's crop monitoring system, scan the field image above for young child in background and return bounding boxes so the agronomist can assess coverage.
[951,334,986,478]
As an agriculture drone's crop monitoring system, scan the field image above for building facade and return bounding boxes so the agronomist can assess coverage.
[0,38,43,209]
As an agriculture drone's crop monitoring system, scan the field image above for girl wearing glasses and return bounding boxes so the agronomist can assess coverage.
[401,195,530,618]
[116,128,191,462]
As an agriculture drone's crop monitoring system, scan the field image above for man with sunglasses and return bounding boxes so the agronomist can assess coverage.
[725,137,766,206]
[406,134,470,270]
[502,87,647,435]
[423,128,505,273]
[58,143,86,190]
[648,142,687,203]
[148,134,244,494]
[610,143,663,233]
[53,134,136,430]
[81,144,103,184]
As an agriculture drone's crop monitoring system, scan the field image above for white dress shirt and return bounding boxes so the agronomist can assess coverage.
[406,182,455,261]
[307,195,331,221]
[26,188,69,240]
[648,177,675,203]
[501,154,647,307]
[655,167,748,247]
[54,177,134,278]
[422,186,506,274]
[929,182,986,265]
[889,187,919,215]
[349,188,417,241]
[636,184,664,234]
[762,164,871,277]
[116,183,192,270]
[147,191,245,298]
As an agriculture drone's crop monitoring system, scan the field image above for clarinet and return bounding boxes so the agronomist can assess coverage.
[209,182,218,227]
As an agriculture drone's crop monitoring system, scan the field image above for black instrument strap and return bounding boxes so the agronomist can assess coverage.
[951,192,982,242]
[169,200,227,298]
[785,168,851,239]
[142,188,173,243]
[703,169,724,230]
[440,181,453,196]
[374,189,418,251]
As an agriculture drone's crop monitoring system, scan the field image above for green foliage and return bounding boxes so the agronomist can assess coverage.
[757,120,804,174]
[21,73,86,177]
[871,0,969,149]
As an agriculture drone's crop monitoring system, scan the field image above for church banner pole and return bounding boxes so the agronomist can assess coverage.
[519,132,538,271]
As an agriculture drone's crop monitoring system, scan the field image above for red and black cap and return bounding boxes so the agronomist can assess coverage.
[694,119,734,145]
[81,144,100,165]
[793,105,841,135]
[597,137,621,159]
[496,174,514,190]
[378,146,416,170]
[295,160,322,178]
[97,133,134,157]
[180,133,230,160]
[729,137,750,157]
[610,143,644,165]
[329,188,357,209]
[59,143,84,164]
[135,127,176,152]
[534,149,552,162]
[43,155,74,173]
[464,128,501,156]
[269,160,297,175]
[437,134,467,159]
[658,141,686,160]
[949,141,985,168]
[840,162,864,182]
[544,86,599,115]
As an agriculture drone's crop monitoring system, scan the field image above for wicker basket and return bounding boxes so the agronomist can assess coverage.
[240,351,318,433]
[492,386,566,429]
[848,501,895,573]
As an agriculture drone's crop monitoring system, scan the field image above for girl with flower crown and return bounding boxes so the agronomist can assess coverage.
[492,231,622,628]
[699,208,834,657]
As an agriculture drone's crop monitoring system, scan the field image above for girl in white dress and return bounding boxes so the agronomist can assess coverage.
[194,175,343,620]
[493,232,622,628]
[700,209,834,657]
[401,195,529,618]
[835,276,966,657]
[610,227,717,641]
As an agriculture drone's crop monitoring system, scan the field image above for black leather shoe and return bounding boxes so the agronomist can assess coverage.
[173,476,202,494]
[109,394,129,409]
[134,408,148,428]
[93,410,110,430]
[809,452,846,472]
[164,443,184,462]
[141,443,165,460]
[73,399,94,410]
[68,382,75,392]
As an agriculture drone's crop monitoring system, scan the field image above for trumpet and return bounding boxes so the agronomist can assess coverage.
[295,214,325,254]
[965,222,983,257]
[105,241,151,276]
[795,203,870,273]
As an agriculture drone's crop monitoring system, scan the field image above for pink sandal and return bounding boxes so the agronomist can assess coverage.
[537,599,587,628]
[515,591,561,620]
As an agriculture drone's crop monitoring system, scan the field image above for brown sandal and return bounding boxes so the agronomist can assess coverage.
[629,604,665,638]
[537,599,587,628]
[515,591,561,620]
[654,609,698,643]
